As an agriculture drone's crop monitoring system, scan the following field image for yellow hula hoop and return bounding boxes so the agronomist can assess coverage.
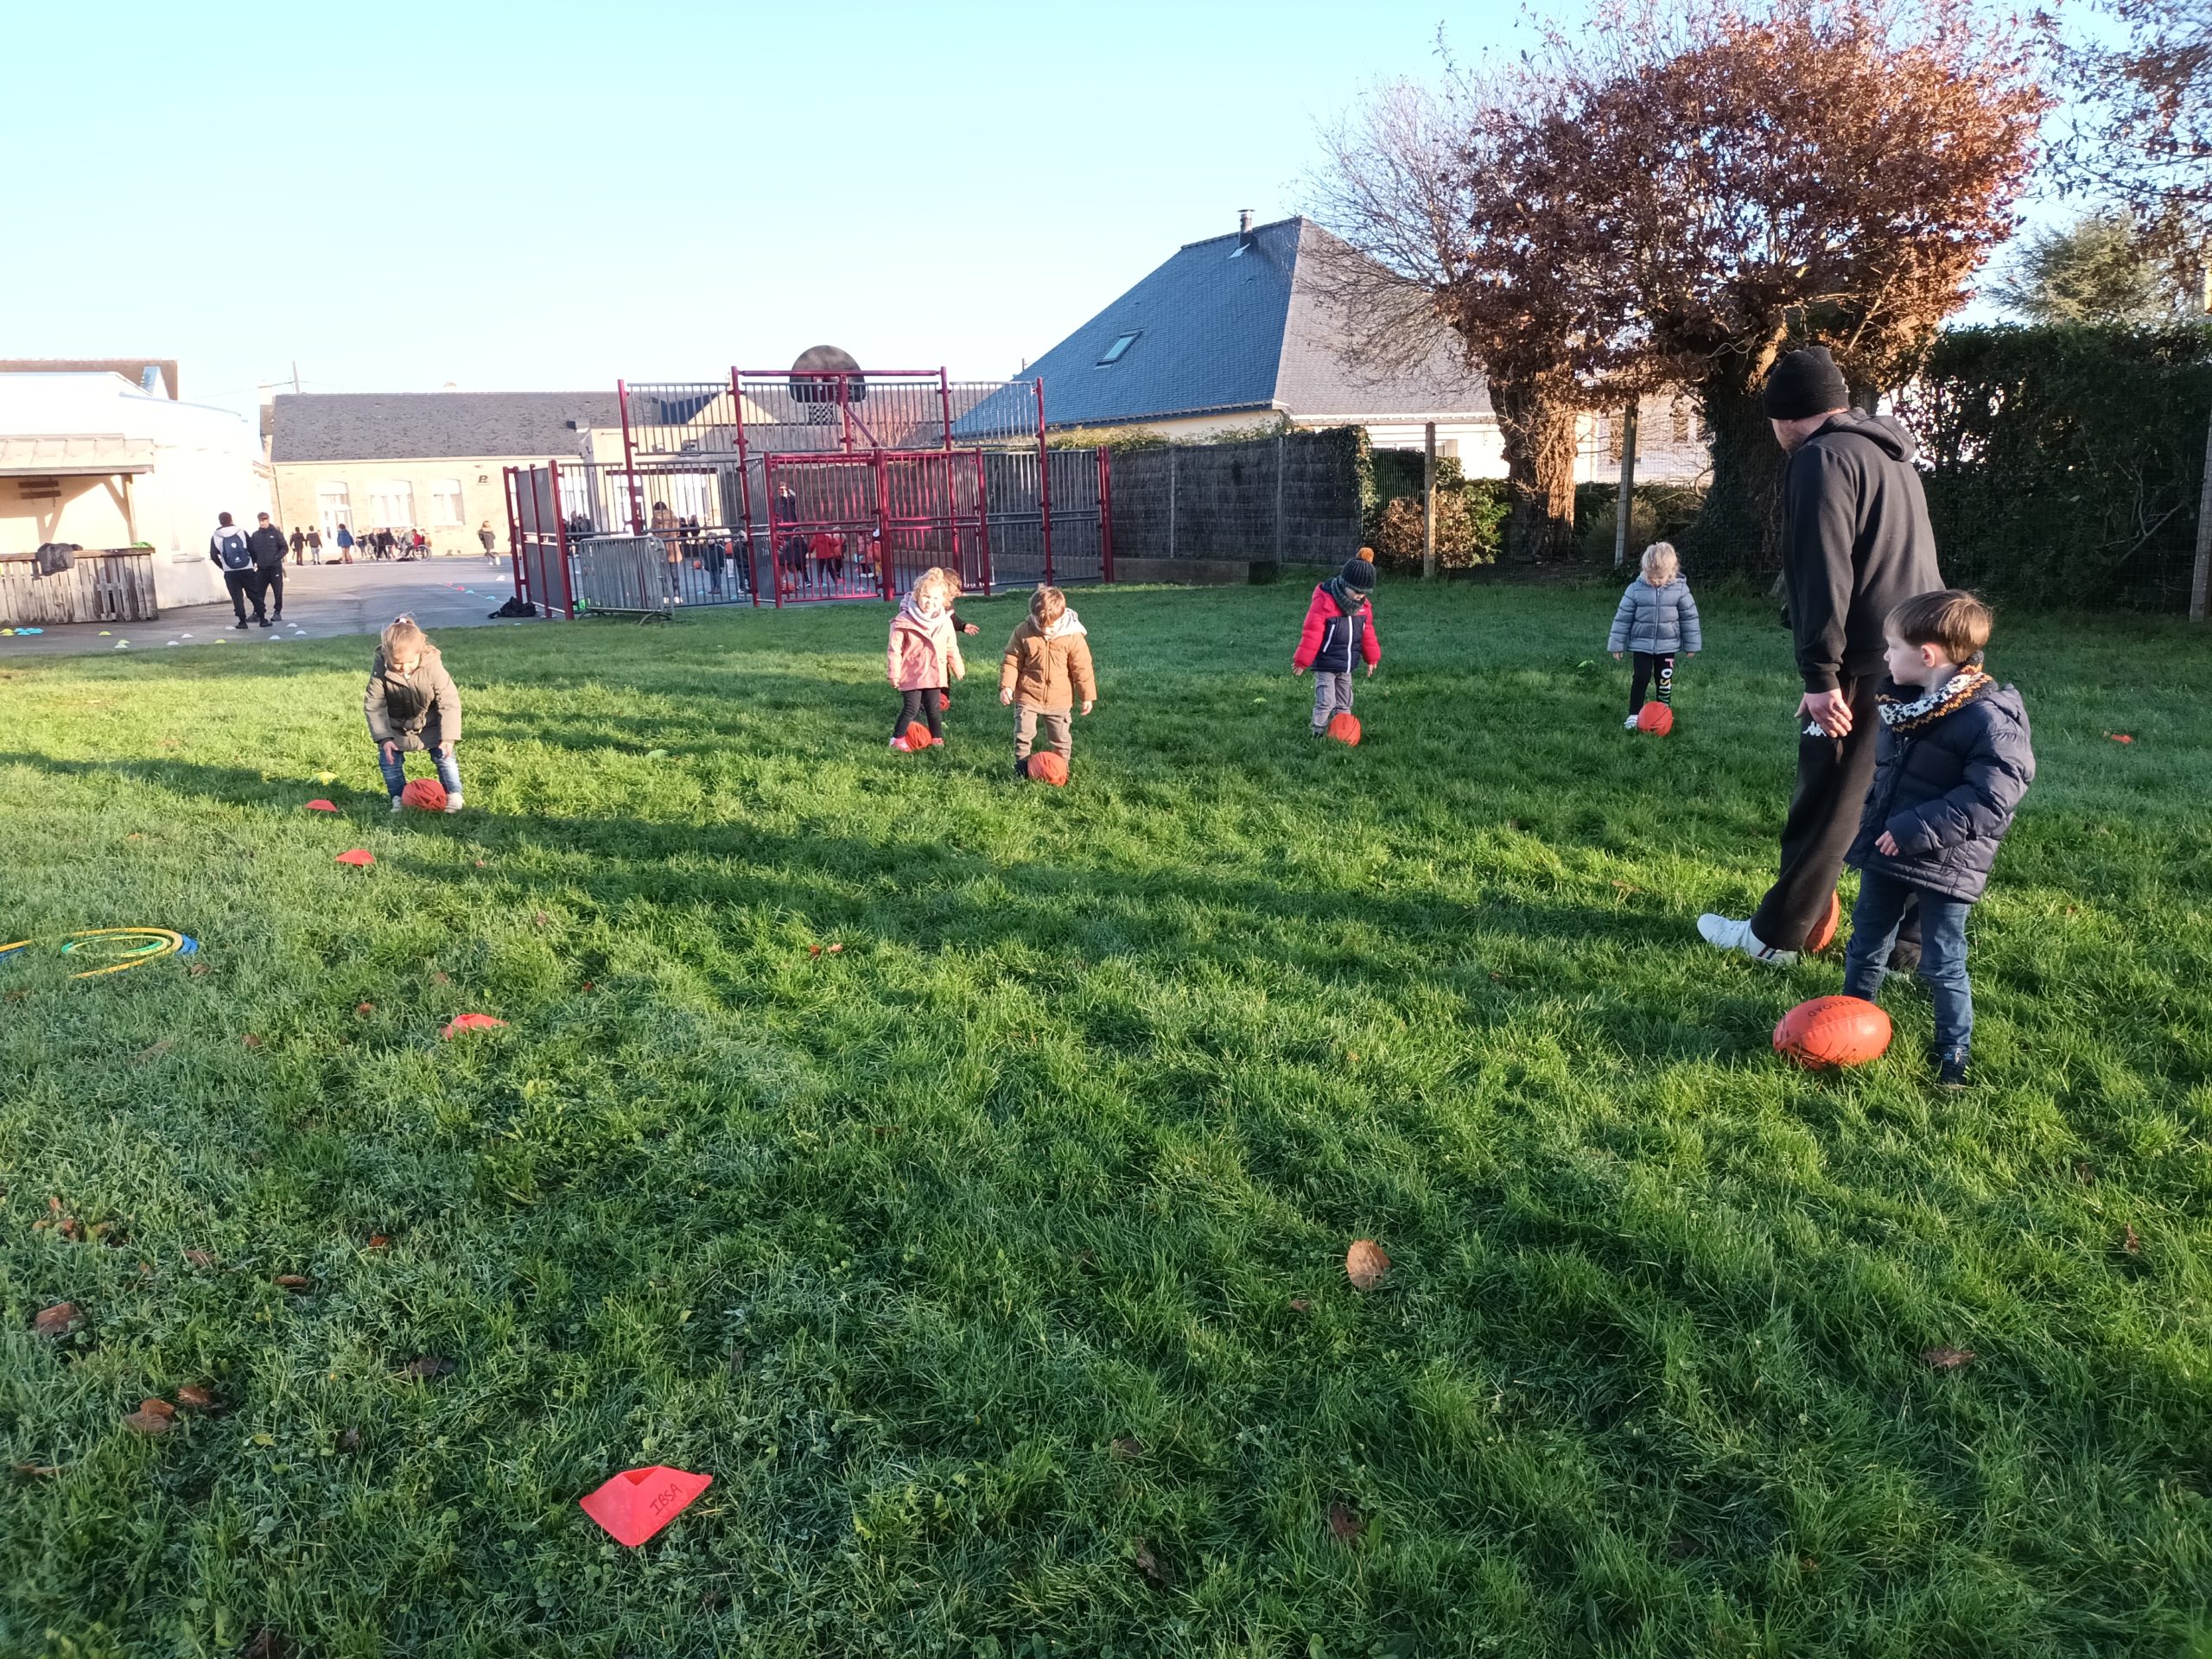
[0,928,194,979]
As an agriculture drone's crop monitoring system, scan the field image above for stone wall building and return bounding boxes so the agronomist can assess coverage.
[268,391,619,552]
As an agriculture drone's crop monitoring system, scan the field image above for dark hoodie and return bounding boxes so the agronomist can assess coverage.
[1780,410,1941,693]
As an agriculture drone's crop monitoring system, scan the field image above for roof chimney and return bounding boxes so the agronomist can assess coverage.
[1238,208,1254,247]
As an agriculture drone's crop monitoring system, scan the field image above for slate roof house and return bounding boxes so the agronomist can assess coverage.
[1001,214,1501,465]
[268,391,620,550]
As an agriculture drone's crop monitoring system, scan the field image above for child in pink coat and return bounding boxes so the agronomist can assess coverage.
[886,569,963,750]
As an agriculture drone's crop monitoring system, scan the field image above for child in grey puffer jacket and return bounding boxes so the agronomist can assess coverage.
[1608,542,1701,725]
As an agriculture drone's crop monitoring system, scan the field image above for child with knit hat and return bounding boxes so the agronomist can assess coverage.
[1292,551,1381,734]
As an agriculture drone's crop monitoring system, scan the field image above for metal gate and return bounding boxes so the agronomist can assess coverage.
[758,449,990,603]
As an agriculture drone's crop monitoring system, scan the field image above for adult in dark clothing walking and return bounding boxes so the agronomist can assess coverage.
[208,512,264,628]
[1698,346,1942,966]
[248,512,289,624]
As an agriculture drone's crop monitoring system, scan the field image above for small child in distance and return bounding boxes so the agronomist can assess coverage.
[365,615,464,812]
[1608,541,1701,728]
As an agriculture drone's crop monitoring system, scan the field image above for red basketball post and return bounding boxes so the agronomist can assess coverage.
[1034,378,1053,584]
[972,448,994,597]
[616,381,645,535]
[730,366,760,607]
[549,458,575,619]
[938,368,953,451]
[502,466,524,605]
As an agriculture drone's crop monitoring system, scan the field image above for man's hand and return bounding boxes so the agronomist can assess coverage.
[1798,690,1853,736]
[1080,699,1095,716]
[1000,689,1014,705]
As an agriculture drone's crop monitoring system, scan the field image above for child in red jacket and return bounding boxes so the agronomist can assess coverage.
[1292,553,1381,734]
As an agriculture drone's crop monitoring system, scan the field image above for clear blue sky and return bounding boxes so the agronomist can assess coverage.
[2,0,1542,419]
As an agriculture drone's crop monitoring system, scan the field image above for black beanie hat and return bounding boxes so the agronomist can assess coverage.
[1339,553,1377,593]
[1762,346,1851,420]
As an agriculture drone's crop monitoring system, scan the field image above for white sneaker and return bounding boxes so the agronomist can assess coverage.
[390,798,404,814]
[1697,913,1797,966]
[1624,715,1641,730]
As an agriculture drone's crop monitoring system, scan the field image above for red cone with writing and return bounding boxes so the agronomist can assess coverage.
[579,1465,712,1547]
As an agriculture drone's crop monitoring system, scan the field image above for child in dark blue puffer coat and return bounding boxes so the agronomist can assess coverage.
[1607,542,1701,726]
[1843,589,2035,1088]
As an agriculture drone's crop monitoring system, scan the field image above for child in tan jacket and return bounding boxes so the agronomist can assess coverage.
[998,585,1096,779]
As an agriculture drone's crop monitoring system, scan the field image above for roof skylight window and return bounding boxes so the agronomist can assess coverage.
[1096,332,1141,366]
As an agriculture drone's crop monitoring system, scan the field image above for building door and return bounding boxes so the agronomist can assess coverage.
[317,485,353,545]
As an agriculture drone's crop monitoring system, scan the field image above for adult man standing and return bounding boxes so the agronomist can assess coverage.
[248,512,289,626]
[208,512,263,629]
[1698,346,1942,965]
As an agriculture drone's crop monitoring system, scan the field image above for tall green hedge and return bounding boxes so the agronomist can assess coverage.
[1893,324,2212,609]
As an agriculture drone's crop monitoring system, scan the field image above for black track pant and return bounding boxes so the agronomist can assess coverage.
[1630,652,1674,714]
[258,564,284,617]
[224,569,266,623]
[1751,672,1919,957]
[893,689,942,742]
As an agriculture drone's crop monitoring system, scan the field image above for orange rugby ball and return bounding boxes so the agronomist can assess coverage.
[1027,751,1069,786]
[903,721,934,751]
[1636,702,1675,734]
[1806,891,1843,953]
[398,778,448,811]
[1326,711,1362,746]
[1773,995,1891,1069]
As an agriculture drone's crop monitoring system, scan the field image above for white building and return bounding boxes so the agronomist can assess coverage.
[0,372,268,608]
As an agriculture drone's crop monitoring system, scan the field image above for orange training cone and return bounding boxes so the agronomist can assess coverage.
[579,1465,712,1547]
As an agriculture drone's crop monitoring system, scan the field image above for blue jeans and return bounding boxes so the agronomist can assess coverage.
[1844,869,1973,1056]
[378,746,461,800]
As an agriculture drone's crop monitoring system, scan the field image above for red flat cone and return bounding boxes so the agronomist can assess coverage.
[442,1013,507,1039]
[579,1465,712,1546]
[335,849,375,867]
[305,799,338,812]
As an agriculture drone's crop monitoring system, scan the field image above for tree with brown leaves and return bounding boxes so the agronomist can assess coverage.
[1565,0,2049,563]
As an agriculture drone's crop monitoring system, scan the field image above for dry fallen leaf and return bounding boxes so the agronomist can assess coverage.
[242,1033,263,1048]
[124,1398,175,1434]
[355,1001,375,1014]
[136,1039,176,1061]
[274,1274,309,1290]
[14,1463,63,1478]
[32,1302,81,1337]
[1289,1298,1313,1314]
[809,944,823,957]
[1345,1239,1390,1291]
[1131,1538,1171,1589]
[184,1249,213,1268]
[188,962,209,977]
[1110,1436,1145,1460]
[175,1384,215,1410]
[2122,1224,2142,1255]
[533,912,550,927]
[405,1355,455,1379]
[1328,1500,1364,1543]
[432,970,450,985]
[1923,1346,1975,1371]
[239,1629,291,1659]
[827,943,844,955]
[579,981,594,992]
[367,1234,390,1249]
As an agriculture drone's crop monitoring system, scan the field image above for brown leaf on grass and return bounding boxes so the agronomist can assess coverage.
[366,1234,389,1249]
[2122,1224,2142,1255]
[274,1274,309,1290]
[239,1629,292,1659]
[579,981,594,992]
[1131,1538,1172,1589]
[33,1302,81,1337]
[1345,1239,1390,1291]
[124,1398,175,1434]
[184,1249,213,1268]
[60,1217,84,1242]
[15,1463,64,1478]
[809,944,823,957]
[431,970,450,985]
[1328,1500,1364,1543]
[188,962,209,977]
[827,943,844,955]
[1110,1436,1145,1460]
[533,912,550,927]
[137,1039,176,1061]
[1289,1298,1313,1314]
[355,1001,375,1014]
[1923,1346,1975,1371]
[474,859,486,868]
[404,1355,455,1379]
[241,1033,263,1049]
[175,1384,215,1411]
[126,832,143,841]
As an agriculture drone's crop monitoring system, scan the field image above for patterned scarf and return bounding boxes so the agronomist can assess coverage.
[1878,664,1993,733]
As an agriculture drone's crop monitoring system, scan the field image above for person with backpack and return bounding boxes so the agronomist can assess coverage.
[248,512,289,623]
[208,512,264,629]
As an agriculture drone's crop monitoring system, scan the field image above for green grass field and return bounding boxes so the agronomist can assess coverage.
[3,582,2209,1659]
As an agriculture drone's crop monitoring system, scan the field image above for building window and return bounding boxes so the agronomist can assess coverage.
[369,480,415,527]
[316,484,352,533]
[1096,332,1141,365]
[429,479,465,525]
[1437,438,1459,460]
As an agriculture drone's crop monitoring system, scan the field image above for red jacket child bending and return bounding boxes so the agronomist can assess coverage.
[1291,553,1380,735]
